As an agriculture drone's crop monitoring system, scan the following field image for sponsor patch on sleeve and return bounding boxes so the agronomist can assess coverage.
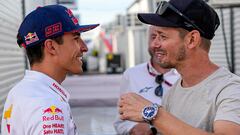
[3,104,13,134]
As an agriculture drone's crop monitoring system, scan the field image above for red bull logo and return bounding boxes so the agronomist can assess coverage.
[24,32,39,45]
[43,105,63,115]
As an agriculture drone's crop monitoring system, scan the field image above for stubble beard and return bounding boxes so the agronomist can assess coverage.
[149,46,186,69]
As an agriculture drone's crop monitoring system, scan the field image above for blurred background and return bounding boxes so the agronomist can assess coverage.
[0,0,240,134]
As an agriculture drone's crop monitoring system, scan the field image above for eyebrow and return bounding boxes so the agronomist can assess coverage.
[156,31,164,35]
[73,32,80,37]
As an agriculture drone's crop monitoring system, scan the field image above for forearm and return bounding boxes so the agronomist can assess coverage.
[153,108,220,135]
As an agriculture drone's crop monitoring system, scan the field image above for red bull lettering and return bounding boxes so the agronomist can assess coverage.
[42,115,64,121]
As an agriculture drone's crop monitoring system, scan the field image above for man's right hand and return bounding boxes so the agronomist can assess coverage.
[129,123,153,135]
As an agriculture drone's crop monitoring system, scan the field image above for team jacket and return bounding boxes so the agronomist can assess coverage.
[1,70,77,135]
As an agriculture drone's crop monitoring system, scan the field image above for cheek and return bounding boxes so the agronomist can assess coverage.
[148,44,155,52]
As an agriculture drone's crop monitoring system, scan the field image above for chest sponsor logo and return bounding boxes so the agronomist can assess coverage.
[43,123,64,134]
[42,105,65,134]
[42,105,64,121]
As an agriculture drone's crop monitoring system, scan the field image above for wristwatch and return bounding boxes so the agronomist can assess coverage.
[141,103,160,123]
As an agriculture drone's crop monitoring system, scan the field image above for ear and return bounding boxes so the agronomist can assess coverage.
[44,39,58,55]
[184,30,201,49]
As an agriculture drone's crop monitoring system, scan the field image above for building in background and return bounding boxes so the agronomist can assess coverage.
[98,0,162,71]
[207,0,240,75]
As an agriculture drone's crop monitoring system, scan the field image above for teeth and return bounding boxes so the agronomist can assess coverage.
[78,57,83,61]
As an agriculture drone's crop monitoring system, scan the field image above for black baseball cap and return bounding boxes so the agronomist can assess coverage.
[138,0,220,40]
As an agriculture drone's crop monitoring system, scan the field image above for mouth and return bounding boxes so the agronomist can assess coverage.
[77,55,83,63]
[154,50,166,59]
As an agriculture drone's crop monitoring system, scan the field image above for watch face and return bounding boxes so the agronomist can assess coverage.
[143,106,156,119]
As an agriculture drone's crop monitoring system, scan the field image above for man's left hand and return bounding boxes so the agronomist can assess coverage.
[118,92,152,122]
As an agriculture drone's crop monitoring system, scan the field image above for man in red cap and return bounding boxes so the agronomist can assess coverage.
[1,5,99,135]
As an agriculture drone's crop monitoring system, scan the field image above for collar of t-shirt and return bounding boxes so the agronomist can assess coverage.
[147,61,159,76]
[147,61,179,86]
[147,61,178,76]
[25,70,70,102]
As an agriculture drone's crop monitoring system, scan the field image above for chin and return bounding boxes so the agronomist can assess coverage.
[70,68,83,74]
[159,62,175,69]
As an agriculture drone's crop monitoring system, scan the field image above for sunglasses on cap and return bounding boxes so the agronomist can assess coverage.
[155,74,164,97]
[155,1,205,35]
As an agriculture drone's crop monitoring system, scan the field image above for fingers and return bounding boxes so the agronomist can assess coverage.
[118,105,128,120]
[118,93,141,121]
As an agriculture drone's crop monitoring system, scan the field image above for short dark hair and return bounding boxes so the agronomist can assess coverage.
[26,36,63,66]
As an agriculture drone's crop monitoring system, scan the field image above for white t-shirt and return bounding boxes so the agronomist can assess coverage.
[114,62,180,135]
[163,67,240,132]
[1,70,77,135]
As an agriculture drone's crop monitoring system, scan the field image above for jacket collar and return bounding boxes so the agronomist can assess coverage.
[25,70,70,102]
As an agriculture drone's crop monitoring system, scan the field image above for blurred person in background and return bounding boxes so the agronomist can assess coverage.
[1,5,98,135]
[118,0,240,134]
[114,26,180,135]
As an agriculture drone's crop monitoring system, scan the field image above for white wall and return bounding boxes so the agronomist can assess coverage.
[0,0,25,128]
[0,0,58,132]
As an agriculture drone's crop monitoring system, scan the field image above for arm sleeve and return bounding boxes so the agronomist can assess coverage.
[215,84,240,125]
[24,100,70,135]
[113,71,138,135]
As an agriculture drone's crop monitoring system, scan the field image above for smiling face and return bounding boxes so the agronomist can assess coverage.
[148,26,187,68]
[56,32,88,74]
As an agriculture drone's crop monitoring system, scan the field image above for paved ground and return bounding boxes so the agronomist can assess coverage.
[62,74,122,135]
[72,107,117,135]
[62,74,121,107]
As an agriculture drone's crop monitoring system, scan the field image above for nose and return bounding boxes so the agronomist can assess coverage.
[152,38,161,48]
[79,38,88,53]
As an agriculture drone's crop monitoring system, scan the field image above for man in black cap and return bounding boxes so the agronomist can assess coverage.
[118,0,240,134]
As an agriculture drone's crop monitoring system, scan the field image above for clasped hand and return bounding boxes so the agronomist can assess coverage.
[118,92,152,122]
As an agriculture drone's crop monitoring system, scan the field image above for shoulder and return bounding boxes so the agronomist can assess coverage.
[124,62,147,75]
[207,67,240,92]
[213,68,240,125]
[8,78,51,101]
[214,68,240,98]
[6,78,61,116]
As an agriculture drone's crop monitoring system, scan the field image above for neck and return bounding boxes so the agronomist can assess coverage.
[177,56,219,87]
[151,59,171,74]
[31,62,66,84]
